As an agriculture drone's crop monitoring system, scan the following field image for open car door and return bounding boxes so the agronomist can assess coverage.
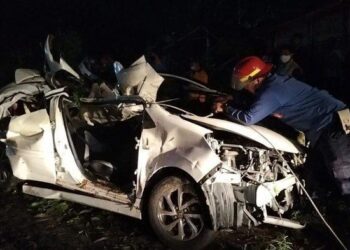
[6,109,56,184]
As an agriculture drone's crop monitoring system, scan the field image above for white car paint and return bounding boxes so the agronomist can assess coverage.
[182,115,300,153]
[44,35,80,79]
[22,184,141,219]
[117,55,164,102]
[14,68,45,84]
[6,109,56,183]
[0,82,50,118]
[51,96,86,184]
[136,104,221,197]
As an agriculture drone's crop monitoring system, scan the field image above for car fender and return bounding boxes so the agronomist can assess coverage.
[135,104,221,197]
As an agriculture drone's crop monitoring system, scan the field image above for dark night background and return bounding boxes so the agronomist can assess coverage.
[1,0,349,101]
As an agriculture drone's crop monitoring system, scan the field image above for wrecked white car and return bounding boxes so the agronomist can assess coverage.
[0,37,306,249]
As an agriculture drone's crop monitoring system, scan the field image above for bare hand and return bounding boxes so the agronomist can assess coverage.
[212,101,225,113]
[212,95,232,113]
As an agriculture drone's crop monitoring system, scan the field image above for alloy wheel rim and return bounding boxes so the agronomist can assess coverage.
[157,184,204,241]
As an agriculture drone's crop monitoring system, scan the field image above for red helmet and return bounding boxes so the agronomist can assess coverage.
[232,56,273,90]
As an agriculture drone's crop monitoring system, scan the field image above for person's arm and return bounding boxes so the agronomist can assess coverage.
[225,91,281,125]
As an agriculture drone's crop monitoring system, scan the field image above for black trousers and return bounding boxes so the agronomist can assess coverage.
[310,117,350,195]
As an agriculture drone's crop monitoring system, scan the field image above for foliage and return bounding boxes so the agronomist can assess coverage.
[267,234,293,250]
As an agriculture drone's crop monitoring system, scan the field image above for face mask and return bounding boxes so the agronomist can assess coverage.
[280,55,291,63]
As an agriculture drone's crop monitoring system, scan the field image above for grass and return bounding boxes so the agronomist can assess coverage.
[267,234,293,250]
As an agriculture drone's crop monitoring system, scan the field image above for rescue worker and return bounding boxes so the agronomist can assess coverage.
[213,56,350,196]
[276,47,303,79]
[188,60,209,105]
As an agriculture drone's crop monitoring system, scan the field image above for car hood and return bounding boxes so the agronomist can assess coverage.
[182,115,300,153]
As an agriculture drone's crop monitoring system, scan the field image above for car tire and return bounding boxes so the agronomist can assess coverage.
[0,162,13,191]
[148,175,215,250]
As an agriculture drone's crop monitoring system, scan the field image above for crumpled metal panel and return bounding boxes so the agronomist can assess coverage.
[15,69,45,84]
[0,82,50,118]
[51,97,86,184]
[22,184,141,219]
[44,35,80,79]
[201,182,242,230]
[136,104,221,197]
[6,109,56,183]
[117,56,164,102]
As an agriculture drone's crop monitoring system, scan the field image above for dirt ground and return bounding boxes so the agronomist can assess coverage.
[0,186,349,250]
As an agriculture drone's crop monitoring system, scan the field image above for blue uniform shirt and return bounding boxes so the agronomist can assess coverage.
[226,74,346,144]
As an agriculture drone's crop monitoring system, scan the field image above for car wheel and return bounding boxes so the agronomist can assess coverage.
[148,176,215,250]
[0,162,12,190]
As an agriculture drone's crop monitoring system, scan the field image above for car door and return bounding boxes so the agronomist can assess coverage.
[6,108,56,184]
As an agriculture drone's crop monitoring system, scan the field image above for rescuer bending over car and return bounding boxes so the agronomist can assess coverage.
[213,56,350,197]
